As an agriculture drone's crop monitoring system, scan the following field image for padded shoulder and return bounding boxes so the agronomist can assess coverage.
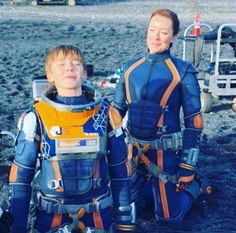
[17,108,38,139]
[124,56,144,70]
[171,56,198,80]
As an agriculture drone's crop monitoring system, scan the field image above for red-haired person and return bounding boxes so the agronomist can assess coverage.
[112,9,206,223]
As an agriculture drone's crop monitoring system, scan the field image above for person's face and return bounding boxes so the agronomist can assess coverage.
[146,15,176,54]
[47,56,86,96]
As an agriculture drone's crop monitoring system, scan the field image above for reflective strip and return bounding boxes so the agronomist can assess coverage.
[50,214,62,229]
[179,163,195,171]
[157,149,170,219]
[9,163,18,183]
[158,58,181,127]
[116,224,136,231]
[51,160,63,192]
[124,58,146,104]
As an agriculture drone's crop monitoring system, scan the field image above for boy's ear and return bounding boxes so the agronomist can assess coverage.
[46,72,53,83]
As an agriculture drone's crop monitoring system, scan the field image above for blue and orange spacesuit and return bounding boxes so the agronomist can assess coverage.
[112,49,204,223]
[9,84,135,233]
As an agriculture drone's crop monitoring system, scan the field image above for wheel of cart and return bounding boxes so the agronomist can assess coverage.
[180,23,236,113]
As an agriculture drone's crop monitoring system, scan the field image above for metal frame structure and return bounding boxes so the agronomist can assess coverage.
[180,23,236,112]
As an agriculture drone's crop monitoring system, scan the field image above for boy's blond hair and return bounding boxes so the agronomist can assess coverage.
[45,45,86,77]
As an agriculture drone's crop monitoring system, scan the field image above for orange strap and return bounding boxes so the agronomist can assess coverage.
[134,143,151,164]
[178,174,194,183]
[156,59,180,219]
[50,214,62,229]
[94,159,100,179]
[93,199,103,230]
[157,149,170,219]
[51,160,64,192]
[157,58,181,127]
[133,143,170,219]
[108,106,123,130]
[68,208,86,232]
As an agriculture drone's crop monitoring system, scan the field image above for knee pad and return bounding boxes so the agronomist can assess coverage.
[185,173,212,200]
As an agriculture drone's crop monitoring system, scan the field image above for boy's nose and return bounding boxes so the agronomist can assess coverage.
[65,62,74,70]
[155,32,160,39]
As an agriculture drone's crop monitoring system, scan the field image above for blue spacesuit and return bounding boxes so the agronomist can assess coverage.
[112,50,204,223]
[9,84,135,233]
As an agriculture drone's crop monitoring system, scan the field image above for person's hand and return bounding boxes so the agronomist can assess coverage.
[0,207,13,233]
[176,167,195,192]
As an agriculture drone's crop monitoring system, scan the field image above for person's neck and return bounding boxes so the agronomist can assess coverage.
[57,88,82,97]
[146,49,170,62]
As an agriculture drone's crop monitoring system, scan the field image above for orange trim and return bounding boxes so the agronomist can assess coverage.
[51,214,62,229]
[157,58,180,127]
[128,144,133,160]
[36,111,43,150]
[78,221,85,232]
[78,208,86,218]
[94,159,100,179]
[35,101,101,140]
[93,199,103,230]
[124,58,146,104]
[69,207,85,219]
[51,160,64,192]
[157,115,164,128]
[108,106,122,130]
[141,155,150,166]
[179,175,194,183]
[9,163,18,183]
[194,114,203,129]
[40,141,43,150]
[134,143,150,166]
[125,160,132,177]
[157,149,170,219]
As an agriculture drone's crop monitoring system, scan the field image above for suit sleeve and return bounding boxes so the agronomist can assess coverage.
[9,110,40,233]
[106,106,135,227]
[112,68,128,118]
[180,64,203,171]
